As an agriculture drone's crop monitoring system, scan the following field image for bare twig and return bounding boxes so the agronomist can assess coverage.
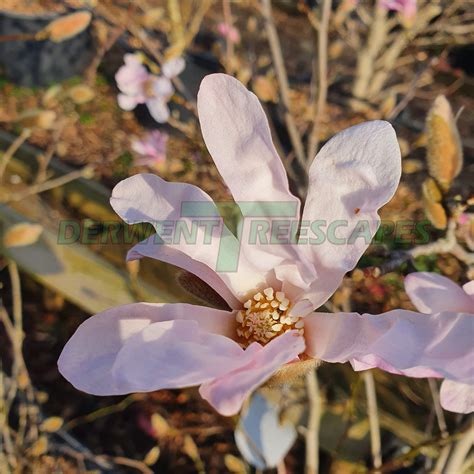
[260,0,307,172]
[307,0,332,162]
[364,371,382,471]
[305,369,321,474]
[222,0,235,73]
[0,129,31,183]
[1,166,94,204]
[444,422,474,474]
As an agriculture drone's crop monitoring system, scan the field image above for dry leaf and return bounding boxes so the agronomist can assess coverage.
[182,435,200,462]
[150,413,171,438]
[424,199,447,230]
[4,223,43,248]
[30,436,48,457]
[143,446,161,466]
[40,417,64,433]
[68,84,95,104]
[224,454,247,473]
[347,419,370,440]
[426,95,463,192]
[17,110,57,130]
[422,178,443,203]
[402,159,423,174]
[41,11,92,43]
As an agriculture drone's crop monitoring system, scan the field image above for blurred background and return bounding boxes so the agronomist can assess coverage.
[0,0,473,472]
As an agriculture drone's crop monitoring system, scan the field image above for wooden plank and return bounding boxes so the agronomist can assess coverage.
[0,204,181,314]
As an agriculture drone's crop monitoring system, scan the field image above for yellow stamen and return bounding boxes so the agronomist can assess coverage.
[235,288,304,346]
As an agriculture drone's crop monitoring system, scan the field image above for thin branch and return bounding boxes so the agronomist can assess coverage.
[222,0,235,74]
[305,369,321,474]
[0,129,31,183]
[260,0,307,172]
[364,371,382,471]
[307,0,332,162]
[1,166,94,204]
[444,422,474,474]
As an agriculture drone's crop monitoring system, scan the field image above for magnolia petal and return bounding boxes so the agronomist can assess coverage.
[111,173,266,301]
[118,93,140,111]
[405,272,474,313]
[439,380,474,414]
[300,121,401,309]
[128,235,241,309]
[197,73,301,271]
[463,281,474,297]
[115,58,148,96]
[147,98,170,123]
[152,76,174,99]
[112,320,245,392]
[197,73,299,207]
[235,393,297,469]
[58,303,237,395]
[163,57,186,78]
[199,331,305,416]
[304,310,474,383]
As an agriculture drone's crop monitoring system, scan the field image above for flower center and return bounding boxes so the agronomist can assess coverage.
[236,288,304,346]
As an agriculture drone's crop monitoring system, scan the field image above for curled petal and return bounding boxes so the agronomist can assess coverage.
[439,380,474,414]
[199,331,305,416]
[301,121,401,309]
[128,236,241,309]
[58,303,237,395]
[111,174,267,302]
[304,310,474,383]
[405,272,474,313]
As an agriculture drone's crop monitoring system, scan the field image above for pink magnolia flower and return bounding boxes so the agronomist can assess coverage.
[217,22,240,44]
[404,272,474,414]
[131,130,168,168]
[115,54,185,123]
[58,74,474,416]
[381,0,417,26]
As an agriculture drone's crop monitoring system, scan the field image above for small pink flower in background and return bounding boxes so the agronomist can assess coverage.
[217,22,240,44]
[59,74,473,416]
[404,272,474,414]
[115,54,186,124]
[131,130,168,168]
[381,0,417,26]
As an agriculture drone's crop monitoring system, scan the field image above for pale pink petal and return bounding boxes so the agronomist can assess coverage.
[440,380,474,414]
[118,93,140,111]
[350,358,441,378]
[152,76,174,99]
[110,173,268,301]
[115,59,149,96]
[199,331,305,416]
[463,280,474,297]
[304,310,474,383]
[197,73,301,270]
[128,235,241,309]
[111,320,245,392]
[197,73,299,207]
[162,57,186,79]
[300,121,401,309]
[405,272,474,313]
[58,303,237,395]
[147,98,170,123]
